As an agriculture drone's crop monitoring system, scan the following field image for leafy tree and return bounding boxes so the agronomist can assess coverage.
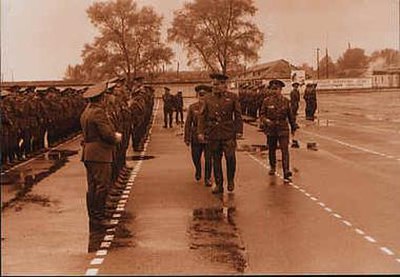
[337,48,368,71]
[168,0,264,75]
[63,64,86,82]
[318,55,336,79]
[65,0,173,85]
[369,48,400,68]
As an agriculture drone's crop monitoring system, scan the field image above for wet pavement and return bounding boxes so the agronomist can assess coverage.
[2,90,400,275]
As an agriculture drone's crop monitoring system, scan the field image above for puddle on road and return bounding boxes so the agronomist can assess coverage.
[127,155,156,161]
[189,203,247,273]
[1,149,78,211]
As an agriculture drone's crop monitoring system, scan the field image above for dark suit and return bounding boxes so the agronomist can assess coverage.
[80,102,118,229]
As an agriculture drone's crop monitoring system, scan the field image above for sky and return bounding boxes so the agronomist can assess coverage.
[1,0,399,81]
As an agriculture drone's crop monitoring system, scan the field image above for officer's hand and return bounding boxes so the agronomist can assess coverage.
[198,134,205,143]
[236,133,243,139]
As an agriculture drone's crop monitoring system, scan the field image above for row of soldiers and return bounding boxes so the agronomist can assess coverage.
[238,82,318,120]
[80,76,155,252]
[1,86,86,168]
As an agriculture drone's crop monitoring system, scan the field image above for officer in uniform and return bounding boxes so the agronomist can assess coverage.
[290,82,301,117]
[184,85,213,186]
[80,82,122,252]
[162,87,174,128]
[260,79,298,182]
[304,83,318,121]
[198,73,243,193]
[174,91,184,125]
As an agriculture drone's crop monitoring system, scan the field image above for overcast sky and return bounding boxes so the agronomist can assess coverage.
[1,0,399,81]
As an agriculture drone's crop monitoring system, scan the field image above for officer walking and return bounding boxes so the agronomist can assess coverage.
[162,87,174,128]
[198,73,243,194]
[260,79,298,182]
[304,83,318,121]
[184,85,213,187]
[80,83,122,252]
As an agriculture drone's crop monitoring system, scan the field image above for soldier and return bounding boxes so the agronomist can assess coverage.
[290,82,301,117]
[162,87,174,128]
[174,91,184,125]
[259,79,298,182]
[80,82,122,252]
[184,85,213,187]
[304,83,318,121]
[1,90,12,166]
[198,73,243,194]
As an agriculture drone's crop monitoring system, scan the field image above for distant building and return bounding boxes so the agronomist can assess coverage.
[372,67,400,88]
[232,59,299,88]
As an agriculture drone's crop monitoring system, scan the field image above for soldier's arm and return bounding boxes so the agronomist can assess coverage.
[197,99,207,140]
[92,108,119,145]
[287,100,298,133]
[233,96,243,135]
[184,105,193,144]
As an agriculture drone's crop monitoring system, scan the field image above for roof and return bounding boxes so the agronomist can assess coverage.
[236,59,299,80]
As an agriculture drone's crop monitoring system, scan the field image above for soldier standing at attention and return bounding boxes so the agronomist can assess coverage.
[80,83,122,252]
[290,82,301,117]
[260,79,298,182]
[174,91,184,125]
[162,87,174,128]
[304,83,318,121]
[198,73,243,194]
[184,85,213,187]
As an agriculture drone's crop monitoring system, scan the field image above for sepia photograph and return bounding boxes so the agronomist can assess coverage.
[1,0,400,275]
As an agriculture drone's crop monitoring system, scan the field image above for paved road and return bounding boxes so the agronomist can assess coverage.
[2,91,400,275]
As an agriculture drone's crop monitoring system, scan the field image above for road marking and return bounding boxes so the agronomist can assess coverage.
[90,258,104,265]
[104,235,114,241]
[355,228,365,235]
[301,130,399,162]
[381,247,395,256]
[96,250,107,256]
[305,192,311,197]
[100,242,111,248]
[364,236,376,243]
[112,213,121,218]
[246,151,400,266]
[85,269,99,276]
[342,220,352,227]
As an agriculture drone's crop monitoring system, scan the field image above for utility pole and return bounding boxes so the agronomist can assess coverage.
[325,48,329,79]
[316,48,320,80]
[177,61,179,78]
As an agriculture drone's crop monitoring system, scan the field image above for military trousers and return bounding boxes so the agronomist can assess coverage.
[305,101,317,120]
[208,139,237,188]
[175,108,184,124]
[267,135,290,175]
[291,102,299,116]
[84,161,112,227]
[191,142,212,181]
[163,108,173,128]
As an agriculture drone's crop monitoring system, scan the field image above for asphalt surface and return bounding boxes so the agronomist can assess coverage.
[2,91,400,275]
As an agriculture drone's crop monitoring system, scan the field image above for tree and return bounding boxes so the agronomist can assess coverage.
[63,64,86,82]
[65,0,173,85]
[336,48,368,76]
[168,0,264,75]
[369,48,400,69]
[318,55,336,79]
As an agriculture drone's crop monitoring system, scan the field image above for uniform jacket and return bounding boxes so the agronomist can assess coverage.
[290,89,300,104]
[162,93,175,111]
[80,102,118,163]
[198,91,243,141]
[260,94,297,136]
[184,101,203,144]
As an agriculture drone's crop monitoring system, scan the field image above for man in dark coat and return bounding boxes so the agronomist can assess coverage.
[184,85,213,186]
[260,79,298,182]
[162,87,175,128]
[174,91,184,125]
[80,82,122,252]
[198,73,243,194]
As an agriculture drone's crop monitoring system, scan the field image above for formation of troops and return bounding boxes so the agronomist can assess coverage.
[1,86,86,168]
[1,73,318,253]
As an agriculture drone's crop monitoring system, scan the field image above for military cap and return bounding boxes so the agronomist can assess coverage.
[292,82,300,87]
[209,73,229,81]
[312,83,318,87]
[164,87,170,91]
[306,83,313,87]
[195,84,212,93]
[1,90,11,97]
[82,83,108,99]
[269,79,285,88]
